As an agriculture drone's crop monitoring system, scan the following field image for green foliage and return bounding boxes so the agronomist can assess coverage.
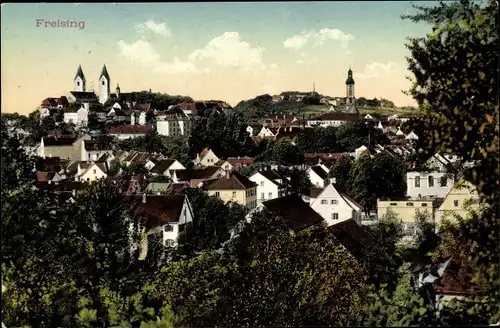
[328,156,353,190]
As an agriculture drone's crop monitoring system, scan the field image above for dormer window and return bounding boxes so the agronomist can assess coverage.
[164,225,173,232]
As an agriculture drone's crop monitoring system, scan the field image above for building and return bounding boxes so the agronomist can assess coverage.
[40,134,92,161]
[310,184,363,226]
[99,65,111,104]
[406,171,454,199]
[172,167,226,186]
[149,159,186,178]
[248,169,290,204]
[306,112,360,128]
[203,171,258,208]
[307,165,330,188]
[74,65,86,92]
[156,112,192,137]
[345,67,355,105]
[109,125,153,140]
[194,148,221,167]
[377,198,435,235]
[129,194,194,250]
[434,181,481,226]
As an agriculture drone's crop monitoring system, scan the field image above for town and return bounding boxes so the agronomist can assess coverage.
[1,1,498,327]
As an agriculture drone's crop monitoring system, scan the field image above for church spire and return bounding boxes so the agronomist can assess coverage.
[100,64,110,80]
[74,65,85,81]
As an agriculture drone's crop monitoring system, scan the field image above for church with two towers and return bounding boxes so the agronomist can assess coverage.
[73,64,111,105]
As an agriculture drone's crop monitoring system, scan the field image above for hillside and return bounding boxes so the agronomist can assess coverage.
[234,93,415,120]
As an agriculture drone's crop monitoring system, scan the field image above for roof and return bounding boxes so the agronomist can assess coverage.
[70,91,98,100]
[309,166,329,180]
[150,159,176,174]
[168,182,190,195]
[135,103,151,111]
[204,171,257,190]
[35,181,88,192]
[83,140,112,151]
[36,157,69,171]
[304,152,351,159]
[309,112,361,121]
[41,97,58,107]
[36,171,55,182]
[42,136,78,147]
[174,167,222,181]
[304,187,324,199]
[227,156,255,167]
[74,65,85,80]
[340,192,363,210]
[129,194,186,229]
[109,125,153,134]
[100,64,110,81]
[328,219,375,260]
[145,182,171,193]
[257,169,287,187]
[262,194,324,231]
[214,159,227,167]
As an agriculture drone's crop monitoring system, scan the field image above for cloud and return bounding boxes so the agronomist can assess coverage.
[270,63,278,69]
[284,28,354,50]
[354,61,397,80]
[117,40,197,74]
[135,20,171,36]
[189,32,266,71]
[154,57,198,74]
[117,40,160,64]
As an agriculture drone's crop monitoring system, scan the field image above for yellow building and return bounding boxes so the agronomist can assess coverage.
[377,199,435,235]
[204,171,258,209]
[434,181,481,225]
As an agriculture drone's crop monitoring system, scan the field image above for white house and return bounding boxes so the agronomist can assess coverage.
[307,166,330,188]
[310,183,363,226]
[249,169,289,204]
[138,112,147,125]
[74,162,107,182]
[405,131,419,141]
[257,126,279,138]
[406,171,454,199]
[194,148,221,167]
[63,104,89,127]
[396,127,405,136]
[215,159,234,172]
[130,194,194,255]
[156,113,192,137]
[246,124,261,137]
[150,159,186,178]
[82,139,113,161]
[109,125,153,140]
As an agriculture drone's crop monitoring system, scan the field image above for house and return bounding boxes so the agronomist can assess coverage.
[310,184,363,226]
[257,126,280,138]
[377,198,435,235]
[73,161,108,182]
[434,181,481,226]
[69,91,99,104]
[109,125,153,140]
[82,139,113,161]
[63,104,89,127]
[129,194,194,249]
[214,159,234,172]
[246,124,262,137]
[248,194,325,232]
[328,219,375,261]
[226,156,255,171]
[116,175,148,195]
[145,182,172,195]
[406,171,454,199]
[307,166,330,188]
[261,114,298,127]
[274,126,303,144]
[150,159,186,178]
[172,166,226,186]
[194,148,221,167]
[203,171,258,208]
[248,169,290,204]
[306,112,360,128]
[156,112,192,137]
[40,134,93,161]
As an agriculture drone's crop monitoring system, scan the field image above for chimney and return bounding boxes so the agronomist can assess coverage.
[142,193,147,203]
[72,189,76,197]
[225,169,230,178]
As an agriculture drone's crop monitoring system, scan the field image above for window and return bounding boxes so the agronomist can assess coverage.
[406,202,414,206]
[102,81,105,85]
[428,176,434,187]
[415,176,420,188]
[232,191,236,198]
[93,169,96,174]
[77,81,80,86]
[440,176,447,187]
[260,181,264,187]
[332,213,339,220]
[331,199,338,205]
[215,192,220,197]
[421,203,428,207]
[165,239,175,247]
[268,192,272,198]
[261,192,265,199]
[183,209,187,217]
[321,200,327,204]
[454,200,459,207]
[164,225,173,232]
[389,202,398,206]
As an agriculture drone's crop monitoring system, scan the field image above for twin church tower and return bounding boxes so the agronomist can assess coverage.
[73,65,111,104]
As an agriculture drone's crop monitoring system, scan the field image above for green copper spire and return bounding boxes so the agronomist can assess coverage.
[345,67,355,85]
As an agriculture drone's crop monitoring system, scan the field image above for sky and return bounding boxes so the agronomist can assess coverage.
[1,2,436,114]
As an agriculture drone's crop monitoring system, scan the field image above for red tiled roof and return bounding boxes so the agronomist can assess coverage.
[309,166,328,180]
[204,171,257,190]
[129,194,187,229]
[262,194,324,231]
[36,171,55,182]
[109,125,153,134]
[328,219,375,260]
[227,156,255,167]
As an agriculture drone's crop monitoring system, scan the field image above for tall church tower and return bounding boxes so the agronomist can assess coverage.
[99,64,111,104]
[74,65,86,92]
[345,67,355,105]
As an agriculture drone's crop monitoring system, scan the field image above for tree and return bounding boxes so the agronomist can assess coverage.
[328,156,353,191]
[272,138,300,165]
[336,120,389,152]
